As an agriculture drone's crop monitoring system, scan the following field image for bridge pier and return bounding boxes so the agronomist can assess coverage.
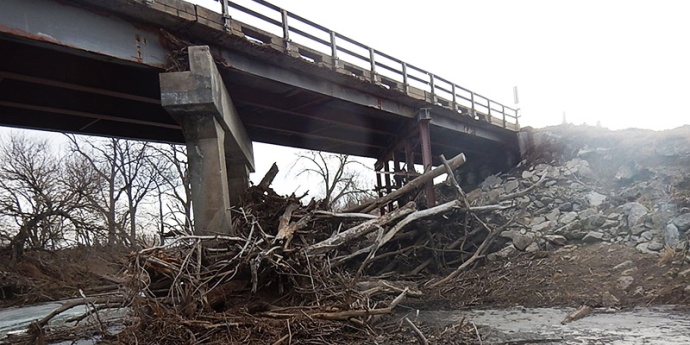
[160,46,254,235]
[374,110,438,212]
[416,109,436,207]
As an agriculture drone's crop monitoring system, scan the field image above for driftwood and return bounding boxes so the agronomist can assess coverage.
[405,317,429,345]
[274,203,299,246]
[313,210,378,220]
[28,153,550,344]
[258,162,279,189]
[306,202,416,255]
[561,304,593,324]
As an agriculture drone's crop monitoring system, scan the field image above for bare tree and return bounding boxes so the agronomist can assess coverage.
[116,140,159,242]
[0,134,98,259]
[292,151,373,210]
[150,144,193,236]
[66,136,161,246]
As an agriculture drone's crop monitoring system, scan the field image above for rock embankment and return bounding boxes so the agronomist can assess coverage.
[480,125,690,259]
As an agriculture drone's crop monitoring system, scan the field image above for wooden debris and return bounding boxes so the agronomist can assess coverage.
[405,317,429,345]
[258,162,279,189]
[561,304,593,324]
[21,152,551,344]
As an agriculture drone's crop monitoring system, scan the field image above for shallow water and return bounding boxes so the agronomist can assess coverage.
[417,305,690,344]
[2,301,690,344]
[0,299,126,344]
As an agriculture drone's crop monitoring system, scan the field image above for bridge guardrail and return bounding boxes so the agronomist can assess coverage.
[212,0,519,129]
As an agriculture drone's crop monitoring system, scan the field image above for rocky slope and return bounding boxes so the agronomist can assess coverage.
[480,124,690,259]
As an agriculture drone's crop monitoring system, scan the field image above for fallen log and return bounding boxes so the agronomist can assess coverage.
[313,210,378,220]
[274,203,299,246]
[561,304,593,324]
[345,153,466,214]
[305,202,416,255]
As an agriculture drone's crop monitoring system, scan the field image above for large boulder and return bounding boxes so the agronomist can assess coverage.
[615,163,637,181]
[502,231,535,251]
[664,224,680,248]
[622,202,649,229]
[673,213,690,232]
[543,235,568,246]
[559,212,578,225]
[586,192,607,207]
[564,158,595,179]
[582,231,605,243]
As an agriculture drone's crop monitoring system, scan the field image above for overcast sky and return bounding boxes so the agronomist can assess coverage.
[190,0,690,131]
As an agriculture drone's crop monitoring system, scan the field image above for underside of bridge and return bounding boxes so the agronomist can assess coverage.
[0,0,521,234]
[0,37,515,167]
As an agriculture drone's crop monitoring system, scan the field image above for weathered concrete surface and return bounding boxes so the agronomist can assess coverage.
[161,46,254,234]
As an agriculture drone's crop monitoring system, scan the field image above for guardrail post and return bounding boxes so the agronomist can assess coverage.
[429,74,436,104]
[502,105,506,128]
[221,0,231,31]
[369,48,376,81]
[516,109,520,126]
[330,31,338,68]
[281,9,290,49]
[451,84,457,112]
[402,62,408,93]
[470,92,476,118]
[487,100,492,124]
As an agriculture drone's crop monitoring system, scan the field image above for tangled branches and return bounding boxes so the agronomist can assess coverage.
[111,152,547,343]
[20,152,550,344]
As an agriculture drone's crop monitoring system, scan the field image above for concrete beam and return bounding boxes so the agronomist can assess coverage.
[162,46,254,171]
[160,45,254,234]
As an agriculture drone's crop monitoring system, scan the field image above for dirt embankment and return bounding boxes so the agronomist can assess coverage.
[438,124,690,309]
[0,245,127,308]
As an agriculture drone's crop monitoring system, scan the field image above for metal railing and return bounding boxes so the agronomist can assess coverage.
[212,0,519,129]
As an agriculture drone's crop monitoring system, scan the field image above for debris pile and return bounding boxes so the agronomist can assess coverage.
[109,152,535,344]
[9,124,690,344]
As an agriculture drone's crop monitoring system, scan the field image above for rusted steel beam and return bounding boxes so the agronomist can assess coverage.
[417,109,436,207]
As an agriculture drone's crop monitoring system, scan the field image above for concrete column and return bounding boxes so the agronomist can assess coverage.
[227,163,250,206]
[183,115,233,235]
[160,46,254,235]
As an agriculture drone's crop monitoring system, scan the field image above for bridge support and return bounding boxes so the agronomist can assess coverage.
[374,109,438,212]
[417,109,436,207]
[160,46,254,235]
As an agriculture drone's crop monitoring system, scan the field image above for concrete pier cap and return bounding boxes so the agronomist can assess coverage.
[160,45,254,235]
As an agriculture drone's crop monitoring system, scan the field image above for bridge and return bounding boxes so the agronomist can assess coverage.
[0,0,521,233]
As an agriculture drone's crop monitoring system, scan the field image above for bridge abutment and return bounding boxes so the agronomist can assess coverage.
[160,46,254,235]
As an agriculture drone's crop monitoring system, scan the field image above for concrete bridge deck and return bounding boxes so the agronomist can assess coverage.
[0,0,522,232]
